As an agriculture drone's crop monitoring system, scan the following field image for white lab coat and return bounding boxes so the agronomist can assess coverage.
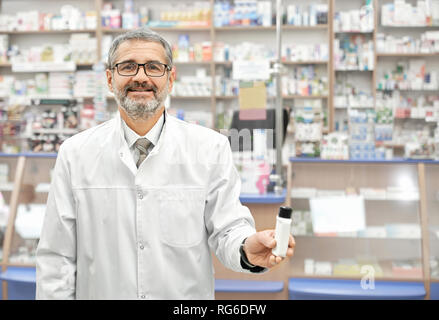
[36,110,258,300]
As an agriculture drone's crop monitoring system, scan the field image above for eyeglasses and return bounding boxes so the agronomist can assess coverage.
[113,61,171,77]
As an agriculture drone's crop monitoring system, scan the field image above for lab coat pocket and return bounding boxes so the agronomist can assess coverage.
[158,187,206,247]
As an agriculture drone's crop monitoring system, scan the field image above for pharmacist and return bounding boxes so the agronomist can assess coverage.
[36,27,295,300]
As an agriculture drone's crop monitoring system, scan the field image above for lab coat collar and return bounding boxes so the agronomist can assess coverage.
[115,108,171,176]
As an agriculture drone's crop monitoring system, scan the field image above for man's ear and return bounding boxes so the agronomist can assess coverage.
[167,66,176,93]
[106,69,114,93]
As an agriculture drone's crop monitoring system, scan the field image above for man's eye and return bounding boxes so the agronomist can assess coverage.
[121,63,137,71]
[147,63,161,71]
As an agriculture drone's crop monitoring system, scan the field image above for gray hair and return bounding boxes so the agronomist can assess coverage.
[107,27,173,70]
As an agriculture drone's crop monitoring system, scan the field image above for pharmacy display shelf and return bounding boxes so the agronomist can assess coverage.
[0,267,35,284]
[11,61,76,73]
[215,279,284,293]
[214,61,232,66]
[170,96,211,100]
[282,60,328,65]
[217,60,328,66]
[239,189,287,204]
[0,119,23,123]
[334,30,374,34]
[283,25,329,30]
[289,157,439,164]
[214,25,328,32]
[376,88,439,92]
[380,25,439,29]
[76,63,95,67]
[288,278,426,300]
[394,118,438,123]
[431,282,439,300]
[335,69,374,72]
[174,61,211,65]
[0,152,57,158]
[376,53,439,57]
[334,105,374,109]
[215,96,238,100]
[290,259,425,282]
[288,270,424,283]
[214,95,329,100]
[0,183,14,192]
[214,26,276,31]
[102,27,211,33]
[283,95,329,100]
[1,62,93,68]
[290,194,420,201]
[0,29,96,34]
[31,128,79,135]
[294,235,422,241]
[2,262,35,268]
[1,271,285,296]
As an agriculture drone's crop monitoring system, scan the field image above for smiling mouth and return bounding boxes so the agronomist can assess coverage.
[127,88,155,93]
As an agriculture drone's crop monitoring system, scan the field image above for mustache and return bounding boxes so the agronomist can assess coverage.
[123,82,157,95]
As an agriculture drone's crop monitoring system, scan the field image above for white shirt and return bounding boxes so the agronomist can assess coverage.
[36,109,257,300]
[121,112,164,165]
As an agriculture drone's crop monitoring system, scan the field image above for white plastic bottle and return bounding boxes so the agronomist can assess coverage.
[272,206,293,257]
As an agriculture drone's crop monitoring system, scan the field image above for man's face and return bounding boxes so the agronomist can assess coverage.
[106,40,175,120]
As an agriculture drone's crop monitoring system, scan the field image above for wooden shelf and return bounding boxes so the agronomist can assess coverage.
[376,88,439,92]
[4,262,35,268]
[380,25,439,28]
[215,95,329,100]
[214,26,276,31]
[0,62,93,68]
[0,29,96,34]
[283,60,328,65]
[174,61,211,65]
[215,25,328,31]
[215,96,238,99]
[334,30,374,33]
[335,68,374,72]
[377,53,439,57]
[102,26,211,33]
[283,95,329,99]
[150,26,211,32]
[170,96,211,100]
[214,61,233,66]
[283,24,329,30]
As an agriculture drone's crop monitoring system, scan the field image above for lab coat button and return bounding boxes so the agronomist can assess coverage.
[140,294,146,299]
[139,244,144,250]
[138,193,143,200]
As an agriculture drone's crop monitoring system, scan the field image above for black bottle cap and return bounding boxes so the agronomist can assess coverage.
[278,206,292,219]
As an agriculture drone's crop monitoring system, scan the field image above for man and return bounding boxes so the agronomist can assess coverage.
[36,27,295,300]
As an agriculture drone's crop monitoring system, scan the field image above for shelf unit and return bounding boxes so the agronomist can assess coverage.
[286,157,439,299]
[0,1,437,134]
[0,0,335,133]
[331,0,439,159]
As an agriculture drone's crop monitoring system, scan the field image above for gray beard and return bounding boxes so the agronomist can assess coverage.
[113,80,169,120]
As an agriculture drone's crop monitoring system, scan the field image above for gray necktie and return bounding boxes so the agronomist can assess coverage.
[135,138,152,168]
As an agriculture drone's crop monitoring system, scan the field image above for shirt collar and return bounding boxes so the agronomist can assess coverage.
[121,111,165,149]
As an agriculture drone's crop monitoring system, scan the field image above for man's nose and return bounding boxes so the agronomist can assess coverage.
[132,65,151,82]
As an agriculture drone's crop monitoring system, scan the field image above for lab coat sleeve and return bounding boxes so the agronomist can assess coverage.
[36,142,77,299]
[204,136,258,273]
